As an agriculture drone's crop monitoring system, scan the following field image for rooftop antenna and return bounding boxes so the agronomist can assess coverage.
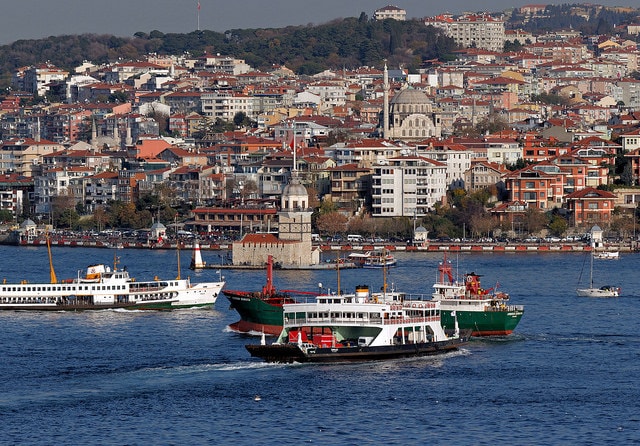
[197,1,201,31]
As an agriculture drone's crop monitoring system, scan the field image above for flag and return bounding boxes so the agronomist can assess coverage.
[197,1,201,11]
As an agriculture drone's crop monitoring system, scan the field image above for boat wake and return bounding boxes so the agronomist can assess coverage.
[526,332,637,345]
[471,333,527,344]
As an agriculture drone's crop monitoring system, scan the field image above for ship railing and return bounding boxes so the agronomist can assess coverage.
[289,316,383,326]
[485,304,524,312]
[383,316,439,325]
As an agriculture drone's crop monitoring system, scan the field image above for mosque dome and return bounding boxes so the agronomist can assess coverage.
[390,88,433,115]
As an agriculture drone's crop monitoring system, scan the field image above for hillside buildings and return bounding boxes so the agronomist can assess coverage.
[1,4,639,235]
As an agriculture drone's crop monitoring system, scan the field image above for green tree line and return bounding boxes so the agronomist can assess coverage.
[0,16,457,90]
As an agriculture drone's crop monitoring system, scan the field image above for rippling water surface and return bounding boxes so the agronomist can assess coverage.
[0,246,639,445]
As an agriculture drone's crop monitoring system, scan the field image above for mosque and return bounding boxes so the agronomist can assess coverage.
[382,64,442,140]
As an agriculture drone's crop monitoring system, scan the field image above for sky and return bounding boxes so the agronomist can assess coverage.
[0,0,632,45]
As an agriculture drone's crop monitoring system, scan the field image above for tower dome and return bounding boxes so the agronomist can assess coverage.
[281,173,308,211]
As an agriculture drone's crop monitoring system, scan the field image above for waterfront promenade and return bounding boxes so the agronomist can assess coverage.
[3,234,635,254]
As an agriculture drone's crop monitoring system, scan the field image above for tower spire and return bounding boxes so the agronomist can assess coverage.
[383,62,389,139]
[292,120,297,173]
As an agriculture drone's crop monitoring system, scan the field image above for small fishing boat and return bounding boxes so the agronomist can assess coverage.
[348,249,397,268]
[593,251,619,260]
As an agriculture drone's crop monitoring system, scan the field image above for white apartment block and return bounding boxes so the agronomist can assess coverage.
[306,82,347,113]
[201,91,254,121]
[194,55,252,75]
[371,155,447,218]
[33,167,92,215]
[415,143,474,190]
[425,13,505,52]
[484,140,522,166]
[374,5,407,21]
[21,64,69,97]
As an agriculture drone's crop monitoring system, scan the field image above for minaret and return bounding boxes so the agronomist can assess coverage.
[35,117,41,142]
[91,116,97,145]
[383,63,389,139]
[125,119,133,147]
[113,117,120,148]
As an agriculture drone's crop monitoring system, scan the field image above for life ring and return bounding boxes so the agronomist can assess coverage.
[466,276,473,282]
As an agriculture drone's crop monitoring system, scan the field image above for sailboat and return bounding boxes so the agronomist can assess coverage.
[576,245,620,297]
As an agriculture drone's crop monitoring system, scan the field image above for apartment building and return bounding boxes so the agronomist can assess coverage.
[371,155,447,218]
[201,91,254,121]
[425,13,505,52]
[17,64,69,97]
[564,187,617,227]
[0,138,65,177]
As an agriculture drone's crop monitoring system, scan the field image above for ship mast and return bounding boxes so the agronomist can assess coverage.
[336,251,341,294]
[46,234,58,284]
[175,215,181,280]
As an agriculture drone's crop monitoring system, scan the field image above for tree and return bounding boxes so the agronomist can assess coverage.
[316,211,347,236]
[475,113,509,136]
[57,208,80,229]
[548,215,568,237]
[524,208,548,235]
[91,207,109,231]
[51,191,77,228]
[240,179,259,201]
[0,209,13,223]
[233,111,253,128]
[469,214,495,238]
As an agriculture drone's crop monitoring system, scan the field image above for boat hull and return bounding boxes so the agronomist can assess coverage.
[0,283,224,311]
[246,331,471,363]
[440,309,524,336]
[224,291,290,335]
[0,300,218,311]
[576,287,619,298]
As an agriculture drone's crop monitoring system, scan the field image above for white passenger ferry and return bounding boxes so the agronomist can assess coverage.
[0,244,225,311]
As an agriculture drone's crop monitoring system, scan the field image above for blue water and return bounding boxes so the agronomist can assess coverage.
[0,246,639,445]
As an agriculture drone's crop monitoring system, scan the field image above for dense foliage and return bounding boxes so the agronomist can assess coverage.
[0,16,457,89]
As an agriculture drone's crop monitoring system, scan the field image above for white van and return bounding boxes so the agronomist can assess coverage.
[347,234,364,243]
[311,233,322,242]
